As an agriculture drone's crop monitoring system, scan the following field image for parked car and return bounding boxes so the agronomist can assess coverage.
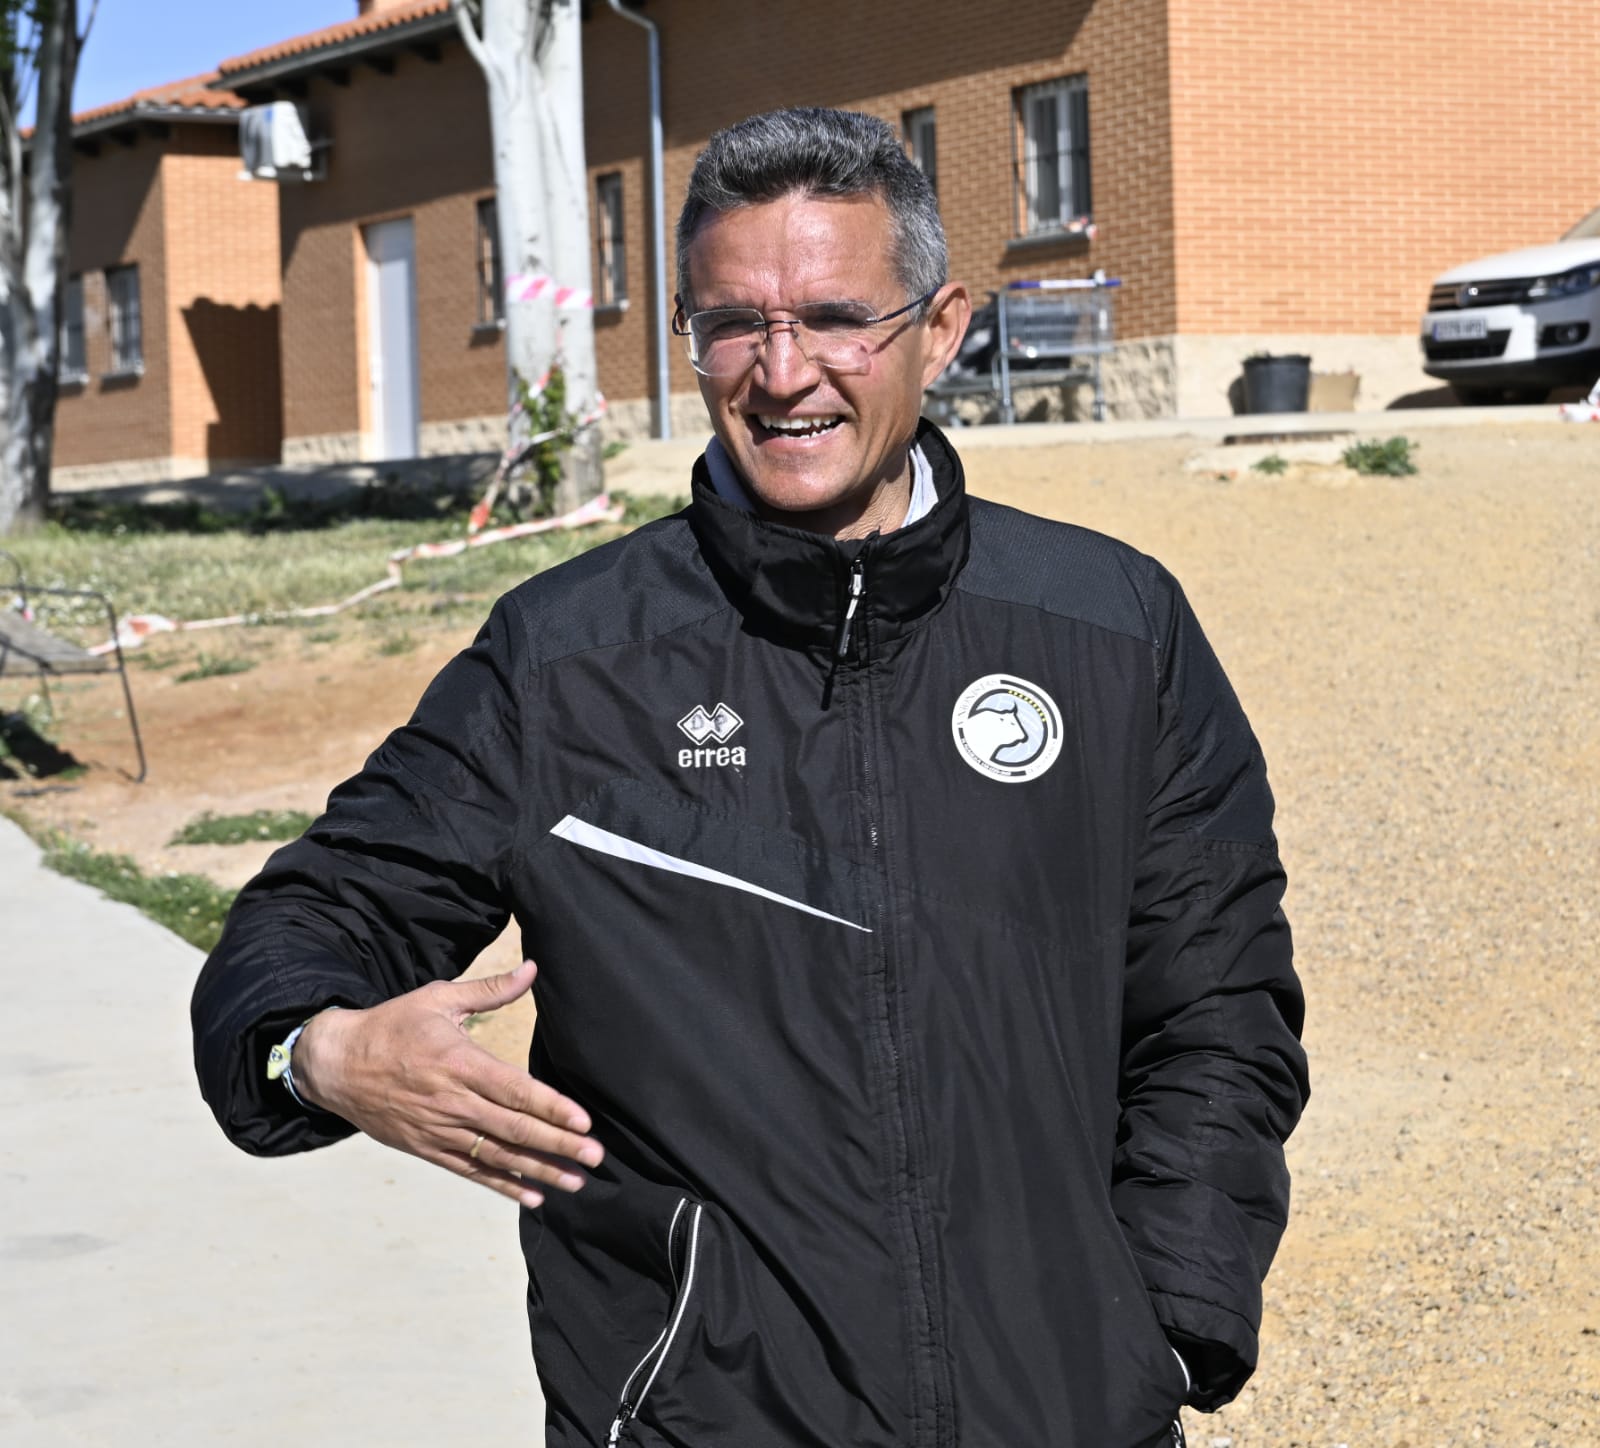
[1420,205,1600,404]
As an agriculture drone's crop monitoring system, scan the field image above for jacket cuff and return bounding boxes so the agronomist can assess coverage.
[1149,1286,1259,1411]
[193,949,387,1156]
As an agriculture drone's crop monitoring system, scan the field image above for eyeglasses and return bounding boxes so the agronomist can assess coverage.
[672,289,938,378]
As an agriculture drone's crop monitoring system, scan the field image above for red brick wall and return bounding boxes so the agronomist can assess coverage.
[277,43,502,446]
[55,140,171,467]
[588,0,1177,408]
[162,127,283,463]
[1168,0,1600,334]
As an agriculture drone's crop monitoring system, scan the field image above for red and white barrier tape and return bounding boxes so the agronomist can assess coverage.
[505,272,594,310]
[468,385,608,535]
[92,490,625,654]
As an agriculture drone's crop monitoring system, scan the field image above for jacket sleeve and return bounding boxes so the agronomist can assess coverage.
[190,593,529,1157]
[1112,566,1309,1411]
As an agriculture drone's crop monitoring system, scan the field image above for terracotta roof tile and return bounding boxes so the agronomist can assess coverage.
[217,0,452,78]
[74,71,246,128]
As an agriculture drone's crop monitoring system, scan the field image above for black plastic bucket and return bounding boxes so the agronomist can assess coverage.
[1243,354,1312,413]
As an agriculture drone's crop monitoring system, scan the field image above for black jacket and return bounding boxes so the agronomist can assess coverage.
[193,423,1308,1448]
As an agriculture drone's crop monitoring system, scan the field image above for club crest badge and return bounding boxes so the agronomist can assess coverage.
[950,674,1062,783]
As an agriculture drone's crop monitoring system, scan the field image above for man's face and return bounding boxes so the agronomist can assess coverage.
[683,192,968,538]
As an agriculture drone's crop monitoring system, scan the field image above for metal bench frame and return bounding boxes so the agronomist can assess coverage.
[0,550,147,783]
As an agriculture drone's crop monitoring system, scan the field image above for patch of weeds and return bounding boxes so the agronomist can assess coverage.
[376,631,417,657]
[601,440,629,461]
[42,837,237,952]
[170,808,314,847]
[134,651,181,670]
[1251,453,1290,475]
[175,653,257,684]
[1342,436,1419,477]
[305,628,340,644]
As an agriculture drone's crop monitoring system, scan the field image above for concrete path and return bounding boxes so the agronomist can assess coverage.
[0,818,545,1446]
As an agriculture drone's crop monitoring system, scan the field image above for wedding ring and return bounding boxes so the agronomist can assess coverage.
[469,1132,486,1161]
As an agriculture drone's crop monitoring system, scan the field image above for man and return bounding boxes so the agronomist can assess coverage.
[193,108,1307,1448]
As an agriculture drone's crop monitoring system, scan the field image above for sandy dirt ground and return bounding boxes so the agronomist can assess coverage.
[6,420,1598,1446]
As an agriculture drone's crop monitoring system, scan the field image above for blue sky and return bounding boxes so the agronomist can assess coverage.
[75,1,357,112]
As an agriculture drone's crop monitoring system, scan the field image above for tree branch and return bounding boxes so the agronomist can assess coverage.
[532,0,559,65]
[79,0,101,50]
[449,0,495,80]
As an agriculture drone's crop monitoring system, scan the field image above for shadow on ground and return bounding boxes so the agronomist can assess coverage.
[0,713,83,781]
[50,452,501,534]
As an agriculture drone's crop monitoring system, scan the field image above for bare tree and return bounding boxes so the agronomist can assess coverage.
[452,0,602,514]
[0,0,94,534]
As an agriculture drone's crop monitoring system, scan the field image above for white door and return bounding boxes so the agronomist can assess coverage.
[364,218,420,460]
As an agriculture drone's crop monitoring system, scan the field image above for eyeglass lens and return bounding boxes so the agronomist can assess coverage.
[684,304,889,377]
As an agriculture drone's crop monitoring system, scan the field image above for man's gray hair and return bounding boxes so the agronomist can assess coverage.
[675,107,947,309]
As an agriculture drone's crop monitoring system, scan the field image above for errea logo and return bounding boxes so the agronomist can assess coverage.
[677,702,747,768]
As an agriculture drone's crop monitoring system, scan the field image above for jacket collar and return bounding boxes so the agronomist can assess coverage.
[686,420,971,656]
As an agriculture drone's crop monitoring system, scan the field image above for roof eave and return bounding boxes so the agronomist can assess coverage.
[211,10,458,92]
[74,106,240,140]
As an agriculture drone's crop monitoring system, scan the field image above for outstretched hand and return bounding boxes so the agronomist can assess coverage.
[291,960,602,1208]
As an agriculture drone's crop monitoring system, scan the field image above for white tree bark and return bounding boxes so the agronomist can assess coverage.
[453,0,600,513]
[0,0,81,535]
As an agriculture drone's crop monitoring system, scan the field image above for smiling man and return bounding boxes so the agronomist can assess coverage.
[193,108,1307,1448]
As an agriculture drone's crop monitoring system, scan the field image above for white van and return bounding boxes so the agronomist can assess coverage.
[1420,205,1600,403]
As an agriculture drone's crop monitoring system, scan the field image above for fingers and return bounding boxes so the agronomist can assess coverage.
[481,1100,603,1170]
[437,1144,547,1210]
[469,1104,603,1184]
[464,1134,593,1194]
[444,958,538,1020]
[471,1053,595,1136]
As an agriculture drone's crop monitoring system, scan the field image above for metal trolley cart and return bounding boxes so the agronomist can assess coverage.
[925,273,1121,424]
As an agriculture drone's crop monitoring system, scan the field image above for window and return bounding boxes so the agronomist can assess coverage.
[595,172,626,308]
[105,264,143,374]
[903,107,937,195]
[61,276,86,381]
[1014,76,1092,236]
[475,196,504,328]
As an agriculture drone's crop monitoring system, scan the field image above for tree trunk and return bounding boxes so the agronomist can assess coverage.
[454,0,601,514]
[533,3,600,511]
[0,0,77,535]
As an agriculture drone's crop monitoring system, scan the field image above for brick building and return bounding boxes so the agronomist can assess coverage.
[53,74,283,488]
[56,0,1600,477]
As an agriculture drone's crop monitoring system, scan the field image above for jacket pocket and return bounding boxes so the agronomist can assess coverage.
[606,1198,705,1446]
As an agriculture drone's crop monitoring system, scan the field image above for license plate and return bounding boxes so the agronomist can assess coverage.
[1432,316,1489,342]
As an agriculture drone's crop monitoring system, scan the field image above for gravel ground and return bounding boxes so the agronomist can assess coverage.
[11,418,1597,1446]
[965,422,1600,1447]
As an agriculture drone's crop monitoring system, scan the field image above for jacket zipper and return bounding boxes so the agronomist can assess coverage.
[847,556,951,1448]
[835,556,865,662]
[607,1199,704,1445]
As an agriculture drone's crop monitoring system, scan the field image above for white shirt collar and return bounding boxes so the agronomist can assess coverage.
[705,436,937,530]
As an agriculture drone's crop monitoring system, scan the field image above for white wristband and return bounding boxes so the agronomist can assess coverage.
[265,1009,338,1111]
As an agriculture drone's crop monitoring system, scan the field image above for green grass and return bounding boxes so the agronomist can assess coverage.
[169,808,314,847]
[2,491,683,637]
[39,835,236,952]
[1251,453,1289,475]
[375,630,417,657]
[1342,436,1419,477]
[175,653,256,684]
